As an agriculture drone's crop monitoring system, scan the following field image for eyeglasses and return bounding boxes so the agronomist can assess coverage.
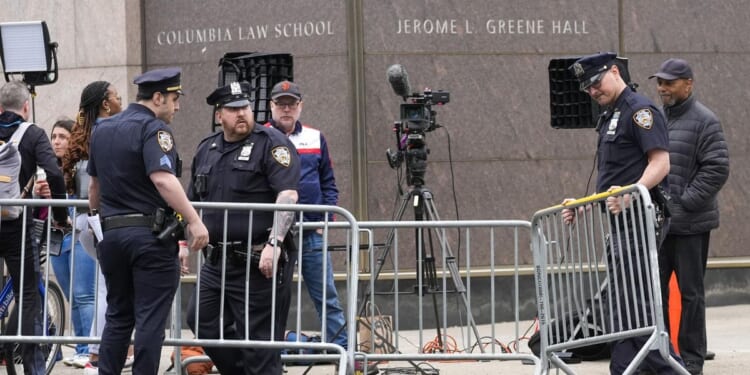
[272,100,299,110]
[109,95,122,102]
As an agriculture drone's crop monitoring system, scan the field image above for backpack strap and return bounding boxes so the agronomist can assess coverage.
[9,122,34,197]
[9,122,32,146]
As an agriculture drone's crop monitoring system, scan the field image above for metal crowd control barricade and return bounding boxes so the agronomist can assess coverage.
[0,198,357,374]
[530,184,687,375]
[0,198,93,375]
[169,201,358,375]
[355,219,541,374]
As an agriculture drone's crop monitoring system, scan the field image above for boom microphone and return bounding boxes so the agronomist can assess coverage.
[387,64,412,99]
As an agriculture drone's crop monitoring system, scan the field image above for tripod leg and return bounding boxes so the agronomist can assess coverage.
[372,190,412,284]
[355,189,412,339]
[421,193,486,353]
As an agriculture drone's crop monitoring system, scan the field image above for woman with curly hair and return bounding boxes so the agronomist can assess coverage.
[61,81,128,370]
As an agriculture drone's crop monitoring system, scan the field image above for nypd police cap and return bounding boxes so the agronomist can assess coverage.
[206,81,252,108]
[271,80,302,100]
[134,67,183,97]
[569,52,617,90]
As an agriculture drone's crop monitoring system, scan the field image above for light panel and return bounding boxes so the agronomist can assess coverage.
[0,21,51,73]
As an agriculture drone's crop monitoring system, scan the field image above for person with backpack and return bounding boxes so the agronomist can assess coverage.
[0,80,69,374]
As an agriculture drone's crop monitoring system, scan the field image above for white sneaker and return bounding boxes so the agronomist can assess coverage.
[71,354,90,368]
[63,356,75,366]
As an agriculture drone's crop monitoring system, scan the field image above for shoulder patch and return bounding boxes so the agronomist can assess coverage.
[633,109,653,130]
[157,131,174,152]
[271,146,292,167]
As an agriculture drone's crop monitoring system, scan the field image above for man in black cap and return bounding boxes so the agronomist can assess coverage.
[651,58,729,375]
[87,67,209,375]
[562,53,684,374]
[186,81,300,375]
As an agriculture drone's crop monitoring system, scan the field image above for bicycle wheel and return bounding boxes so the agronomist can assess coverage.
[7,280,66,374]
[41,280,65,374]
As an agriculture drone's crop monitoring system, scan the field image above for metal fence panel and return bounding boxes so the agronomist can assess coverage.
[530,185,688,375]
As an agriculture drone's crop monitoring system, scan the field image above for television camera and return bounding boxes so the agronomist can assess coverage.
[385,64,449,187]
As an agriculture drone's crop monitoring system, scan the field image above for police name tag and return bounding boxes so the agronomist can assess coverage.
[606,111,620,135]
[237,143,254,161]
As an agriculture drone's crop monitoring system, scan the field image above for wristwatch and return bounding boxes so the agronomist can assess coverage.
[266,238,281,247]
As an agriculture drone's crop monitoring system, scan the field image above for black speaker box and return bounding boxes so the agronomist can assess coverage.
[213,52,294,130]
[548,56,631,129]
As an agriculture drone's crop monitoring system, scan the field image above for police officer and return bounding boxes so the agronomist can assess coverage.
[87,67,209,375]
[561,52,684,375]
[0,80,69,374]
[186,81,300,375]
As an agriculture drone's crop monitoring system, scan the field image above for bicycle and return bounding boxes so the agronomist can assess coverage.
[0,262,66,374]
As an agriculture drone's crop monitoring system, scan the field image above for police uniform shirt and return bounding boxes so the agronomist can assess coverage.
[189,124,300,243]
[88,103,180,217]
[596,87,669,193]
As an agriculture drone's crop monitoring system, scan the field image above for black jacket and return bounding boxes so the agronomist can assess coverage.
[0,112,68,226]
[663,94,729,235]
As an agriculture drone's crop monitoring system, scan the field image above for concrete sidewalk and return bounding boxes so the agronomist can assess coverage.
[50,304,750,374]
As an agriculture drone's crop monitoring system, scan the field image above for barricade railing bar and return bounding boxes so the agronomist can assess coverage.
[530,184,687,375]
[2,198,551,374]
[354,219,541,372]
[1,199,357,375]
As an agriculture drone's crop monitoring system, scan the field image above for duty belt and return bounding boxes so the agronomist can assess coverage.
[102,214,153,231]
[205,241,265,266]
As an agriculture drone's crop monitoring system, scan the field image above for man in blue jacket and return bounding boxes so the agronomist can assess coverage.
[266,80,347,349]
[651,58,730,375]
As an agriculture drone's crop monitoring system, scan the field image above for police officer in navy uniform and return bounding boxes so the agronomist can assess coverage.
[562,53,685,374]
[186,81,300,375]
[87,67,209,375]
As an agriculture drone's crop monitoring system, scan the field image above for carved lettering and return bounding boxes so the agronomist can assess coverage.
[486,19,545,34]
[396,19,459,34]
[551,20,588,34]
[274,21,334,38]
[156,28,232,46]
[238,25,269,40]
[390,18,590,37]
[155,20,335,47]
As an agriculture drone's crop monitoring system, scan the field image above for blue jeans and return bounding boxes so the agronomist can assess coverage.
[300,232,347,348]
[50,233,96,355]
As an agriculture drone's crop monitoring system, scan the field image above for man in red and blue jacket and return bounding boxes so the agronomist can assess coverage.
[266,80,346,349]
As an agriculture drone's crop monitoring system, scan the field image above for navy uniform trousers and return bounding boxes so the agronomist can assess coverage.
[607,216,684,374]
[96,226,179,375]
[187,251,294,375]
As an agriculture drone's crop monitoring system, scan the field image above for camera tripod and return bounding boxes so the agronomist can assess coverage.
[360,184,484,354]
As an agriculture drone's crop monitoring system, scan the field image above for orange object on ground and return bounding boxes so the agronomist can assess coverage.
[668,272,681,354]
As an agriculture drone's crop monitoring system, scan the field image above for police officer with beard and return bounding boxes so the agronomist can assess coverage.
[186,81,300,375]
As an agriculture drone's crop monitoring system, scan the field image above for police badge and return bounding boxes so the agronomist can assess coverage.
[271,146,291,167]
[572,62,585,78]
[633,109,654,130]
[230,81,242,95]
[237,143,253,161]
[157,131,174,152]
